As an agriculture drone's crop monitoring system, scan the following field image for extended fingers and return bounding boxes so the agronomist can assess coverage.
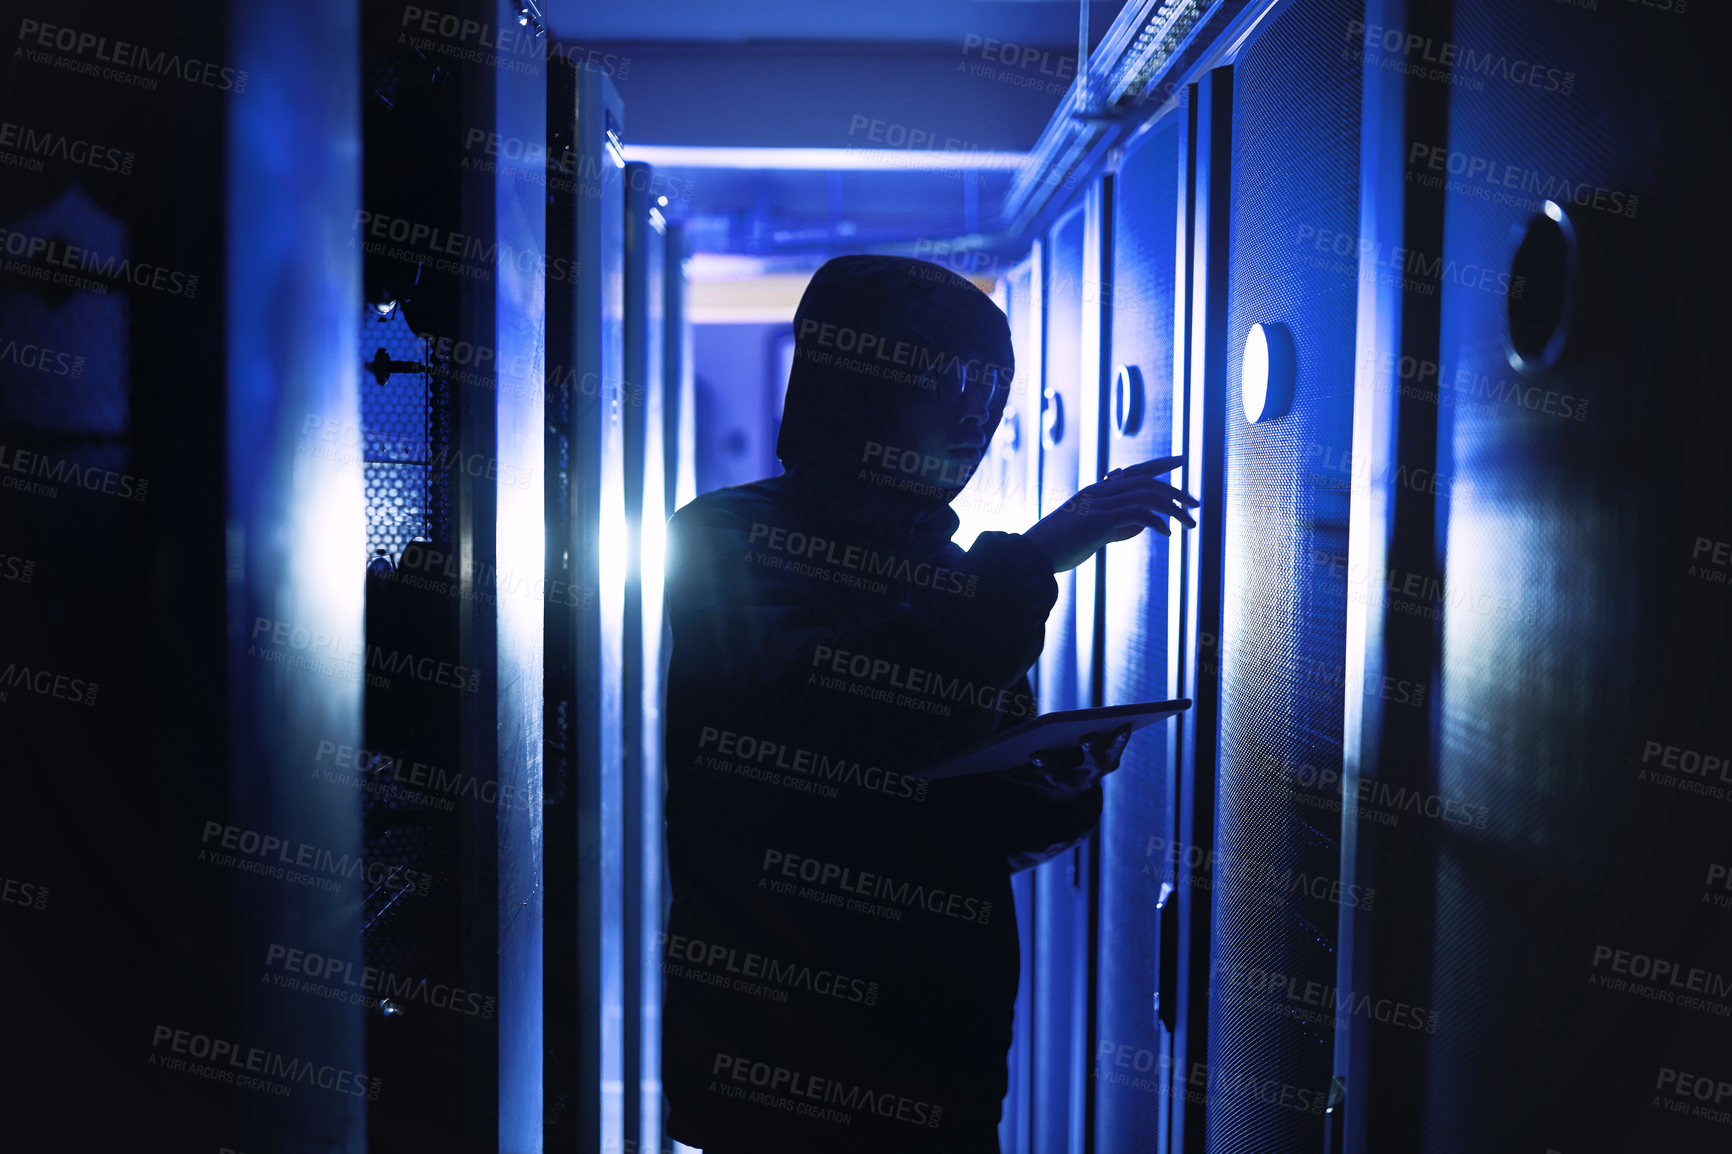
[1121,478,1200,508]
[1032,745,1085,770]
[1098,509,1170,538]
[1088,493,1197,531]
[1079,729,1129,758]
[1096,473,1201,510]
[1108,455,1184,480]
[1104,506,1173,537]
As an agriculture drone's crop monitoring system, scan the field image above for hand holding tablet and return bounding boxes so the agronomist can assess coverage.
[992,723,1136,801]
[914,699,1193,781]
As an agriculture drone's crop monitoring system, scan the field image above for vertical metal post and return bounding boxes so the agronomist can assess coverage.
[546,59,626,1154]
[491,2,549,1144]
[1172,64,1232,1154]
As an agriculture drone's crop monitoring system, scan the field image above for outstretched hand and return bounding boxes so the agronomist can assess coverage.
[993,725,1134,802]
[1022,456,1199,574]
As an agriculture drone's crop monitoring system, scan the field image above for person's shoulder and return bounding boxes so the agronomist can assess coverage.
[668,478,787,537]
[665,481,792,583]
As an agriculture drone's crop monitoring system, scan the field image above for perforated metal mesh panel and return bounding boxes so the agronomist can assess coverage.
[1097,113,1182,1154]
[353,304,459,1075]
[358,312,432,560]
[1206,0,1360,1149]
[359,820,455,973]
[1032,203,1088,1154]
[1416,4,1726,1151]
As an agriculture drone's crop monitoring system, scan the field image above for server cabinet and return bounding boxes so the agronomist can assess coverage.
[1029,203,1094,1154]
[1096,111,1186,1154]
[1342,2,1726,1151]
[355,1,549,1146]
[226,3,371,1147]
[490,12,551,1149]
[995,251,1045,1154]
[623,160,669,1154]
[14,2,369,1148]
[546,60,627,1154]
[354,26,468,1148]
[1203,1,1365,1151]
[235,8,369,1144]
[1174,65,1234,1154]
[0,1,251,1148]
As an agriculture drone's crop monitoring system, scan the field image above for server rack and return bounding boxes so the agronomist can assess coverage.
[999,248,1045,1154]
[228,2,368,1147]
[1097,109,1186,1154]
[1341,1,1728,1151]
[489,12,551,1147]
[1029,203,1095,1154]
[1199,1,1367,1152]
[354,0,550,1145]
[1171,63,1235,1154]
[545,58,628,1154]
[355,26,468,1148]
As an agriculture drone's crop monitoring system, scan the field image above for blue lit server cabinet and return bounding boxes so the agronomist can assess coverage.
[1338,1,1728,1152]
[1028,203,1095,1154]
[353,2,550,1147]
[1204,1,1365,1152]
[994,252,1045,1154]
[1097,109,1185,1154]
[545,59,627,1154]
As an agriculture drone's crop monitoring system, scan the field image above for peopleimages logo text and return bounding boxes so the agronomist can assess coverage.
[657,931,881,1006]
[0,121,134,175]
[697,726,928,801]
[711,1052,943,1129]
[750,520,977,598]
[249,616,480,692]
[149,1026,378,1098]
[0,226,198,296]
[265,944,495,1018]
[808,645,1036,720]
[761,849,992,924]
[200,820,433,895]
[16,20,249,92]
[0,444,147,501]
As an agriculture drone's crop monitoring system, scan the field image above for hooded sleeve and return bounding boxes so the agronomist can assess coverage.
[943,670,1105,874]
[987,780,1103,874]
[667,491,1102,872]
[665,491,1059,763]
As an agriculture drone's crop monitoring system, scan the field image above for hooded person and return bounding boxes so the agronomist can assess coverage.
[659,255,1179,1154]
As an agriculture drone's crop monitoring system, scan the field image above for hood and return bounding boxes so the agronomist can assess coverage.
[775,255,1015,504]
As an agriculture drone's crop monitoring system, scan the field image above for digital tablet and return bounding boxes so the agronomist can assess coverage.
[914,699,1192,780]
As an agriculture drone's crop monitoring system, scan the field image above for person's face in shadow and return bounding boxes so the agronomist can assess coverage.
[859,325,1011,495]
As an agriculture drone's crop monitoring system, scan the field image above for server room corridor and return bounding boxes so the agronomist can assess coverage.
[0,1,1723,1153]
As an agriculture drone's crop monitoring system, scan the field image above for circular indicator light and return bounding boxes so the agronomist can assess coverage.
[1113,365,1144,436]
[1506,200,1579,374]
[1243,322,1295,423]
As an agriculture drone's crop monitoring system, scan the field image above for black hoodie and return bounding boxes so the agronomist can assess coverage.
[661,255,1101,1154]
